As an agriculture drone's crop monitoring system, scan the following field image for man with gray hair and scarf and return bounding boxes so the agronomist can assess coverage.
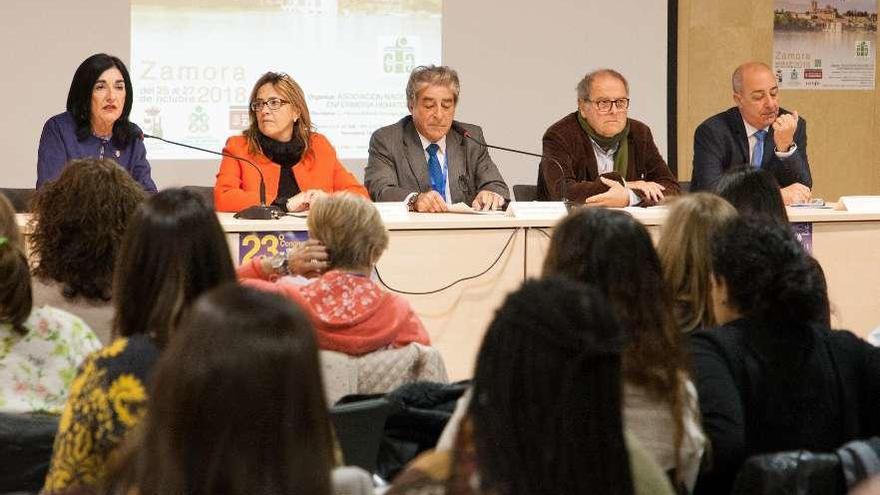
[365,65,509,212]
[537,69,679,207]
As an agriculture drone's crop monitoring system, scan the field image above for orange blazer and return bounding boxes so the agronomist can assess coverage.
[214,133,369,212]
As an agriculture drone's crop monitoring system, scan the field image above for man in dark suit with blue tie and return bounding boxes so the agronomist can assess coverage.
[691,62,812,204]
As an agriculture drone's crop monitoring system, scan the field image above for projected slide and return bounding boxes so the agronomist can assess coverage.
[130,0,441,160]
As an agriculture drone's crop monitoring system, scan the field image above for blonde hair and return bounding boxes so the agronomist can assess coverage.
[308,193,388,271]
[245,72,312,157]
[657,193,737,332]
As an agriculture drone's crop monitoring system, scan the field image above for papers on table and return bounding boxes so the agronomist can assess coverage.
[839,196,880,213]
[446,202,506,215]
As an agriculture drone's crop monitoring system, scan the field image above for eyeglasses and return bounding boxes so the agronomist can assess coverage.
[250,98,290,112]
[586,98,630,113]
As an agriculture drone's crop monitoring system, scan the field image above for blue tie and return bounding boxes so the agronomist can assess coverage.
[752,129,767,168]
[426,143,446,198]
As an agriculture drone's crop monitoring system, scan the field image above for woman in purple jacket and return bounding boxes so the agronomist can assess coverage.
[37,53,157,192]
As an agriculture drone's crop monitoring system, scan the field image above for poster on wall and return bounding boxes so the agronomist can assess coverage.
[773,0,877,89]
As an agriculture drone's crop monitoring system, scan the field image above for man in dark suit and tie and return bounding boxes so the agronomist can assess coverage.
[364,65,509,212]
[691,62,812,204]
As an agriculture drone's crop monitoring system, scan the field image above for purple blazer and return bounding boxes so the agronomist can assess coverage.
[36,111,157,192]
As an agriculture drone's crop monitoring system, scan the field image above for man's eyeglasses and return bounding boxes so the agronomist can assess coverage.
[250,98,290,112]
[586,98,630,113]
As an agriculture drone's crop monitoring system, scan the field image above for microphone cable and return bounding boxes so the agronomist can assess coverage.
[374,228,520,295]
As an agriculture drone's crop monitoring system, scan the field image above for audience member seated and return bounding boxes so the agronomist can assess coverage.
[713,166,832,327]
[238,192,429,355]
[37,53,157,192]
[656,193,738,333]
[388,278,675,495]
[104,284,373,495]
[714,165,788,224]
[29,158,145,344]
[0,195,101,414]
[42,189,235,494]
[543,208,705,492]
[689,217,880,494]
[214,71,368,214]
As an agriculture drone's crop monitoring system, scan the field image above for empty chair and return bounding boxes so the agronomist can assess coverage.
[330,398,396,474]
[512,184,538,201]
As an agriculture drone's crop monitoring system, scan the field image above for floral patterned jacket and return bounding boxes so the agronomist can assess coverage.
[42,334,160,494]
[0,306,101,414]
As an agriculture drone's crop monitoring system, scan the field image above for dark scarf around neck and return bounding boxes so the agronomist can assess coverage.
[577,112,630,178]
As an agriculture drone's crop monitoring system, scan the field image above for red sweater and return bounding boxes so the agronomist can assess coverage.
[237,260,430,355]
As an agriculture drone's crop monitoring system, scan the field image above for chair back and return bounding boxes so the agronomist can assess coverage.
[732,450,843,495]
[182,185,215,209]
[512,184,538,201]
[0,412,59,492]
[320,343,448,405]
[330,398,395,474]
[0,188,36,213]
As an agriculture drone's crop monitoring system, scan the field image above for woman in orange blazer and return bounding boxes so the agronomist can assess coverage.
[214,72,368,213]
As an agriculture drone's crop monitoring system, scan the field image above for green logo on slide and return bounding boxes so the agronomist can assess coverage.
[189,106,209,134]
[384,37,416,74]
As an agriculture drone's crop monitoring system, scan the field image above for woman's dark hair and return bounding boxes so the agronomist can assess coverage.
[66,53,137,146]
[113,188,235,348]
[30,158,145,301]
[0,195,30,333]
[106,284,334,495]
[0,239,32,335]
[714,165,789,223]
[470,277,633,495]
[711,216,827,327]
[542,208,691,484]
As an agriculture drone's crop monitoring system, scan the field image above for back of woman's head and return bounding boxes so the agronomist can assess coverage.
[113,188,235,347]
[308,192,388,270]
[711,216,826,326]
[0,236,31,335]
[542,208,683,391]
[0,195,30,334]
[111,284,333,495]
[470,277,632,495]
[657,193,737,332]
[714,165,789,223]
[30,158,145,300]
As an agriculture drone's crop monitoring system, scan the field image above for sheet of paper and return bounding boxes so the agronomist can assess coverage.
[446,202,505,215]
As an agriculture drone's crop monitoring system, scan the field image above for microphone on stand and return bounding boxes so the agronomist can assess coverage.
[141,133,284,220]
[452,123,576,210]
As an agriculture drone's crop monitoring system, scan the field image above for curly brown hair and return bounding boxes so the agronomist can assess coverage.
[29,158,146,301]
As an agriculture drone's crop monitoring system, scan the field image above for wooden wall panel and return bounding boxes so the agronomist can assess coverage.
[677,0,880,199]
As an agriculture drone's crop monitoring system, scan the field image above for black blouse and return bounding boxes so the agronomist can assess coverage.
[258,133,304,210]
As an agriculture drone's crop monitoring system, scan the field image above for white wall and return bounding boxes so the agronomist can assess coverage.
[0,0,667,190]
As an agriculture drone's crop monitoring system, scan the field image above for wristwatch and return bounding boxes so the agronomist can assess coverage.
[268,253,289,276]
[406,192,420,212]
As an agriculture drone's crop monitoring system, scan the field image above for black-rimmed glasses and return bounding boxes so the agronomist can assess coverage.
[586,98,630,113]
